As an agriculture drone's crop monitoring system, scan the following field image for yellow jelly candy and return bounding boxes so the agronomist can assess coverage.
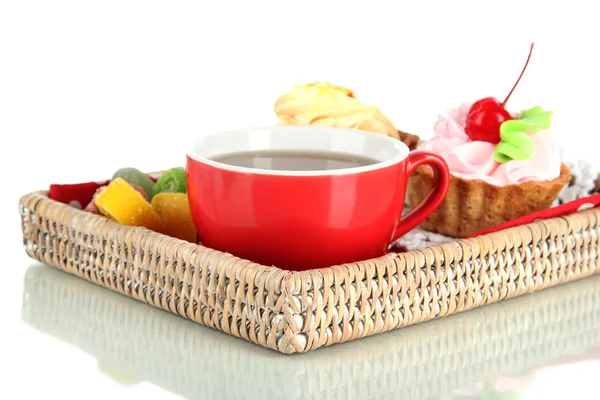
[97,361,142,387]
[151,193,197,242]
[95,178,164,232]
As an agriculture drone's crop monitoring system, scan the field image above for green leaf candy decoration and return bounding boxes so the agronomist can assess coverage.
[493,122,535,163]
[518,106,553,130]
[493,106,553,163]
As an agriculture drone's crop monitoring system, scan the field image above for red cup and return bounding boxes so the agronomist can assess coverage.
[186,126,449,271]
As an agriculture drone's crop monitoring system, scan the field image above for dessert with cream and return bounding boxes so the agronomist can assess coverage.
[274,81,419,148]
[407,43,570,237]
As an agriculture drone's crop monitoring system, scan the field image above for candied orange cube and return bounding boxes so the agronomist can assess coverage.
[94,178,164,233]
[151,193,197,242]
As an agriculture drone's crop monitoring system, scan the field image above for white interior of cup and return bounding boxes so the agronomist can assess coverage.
[187,126,409,176]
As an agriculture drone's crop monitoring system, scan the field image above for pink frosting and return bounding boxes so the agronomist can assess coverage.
[419,102,562,186]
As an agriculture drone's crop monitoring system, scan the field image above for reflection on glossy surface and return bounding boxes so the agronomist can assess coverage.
[21,264,600,400]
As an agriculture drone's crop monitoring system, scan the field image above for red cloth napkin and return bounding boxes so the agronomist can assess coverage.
[467,193,600,238]
[48,175,159,209]
[49,181,109,209]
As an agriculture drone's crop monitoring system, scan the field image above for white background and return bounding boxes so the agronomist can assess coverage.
[1,1,599,399]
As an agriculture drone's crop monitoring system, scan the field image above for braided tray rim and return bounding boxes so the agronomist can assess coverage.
[19,190,600,354]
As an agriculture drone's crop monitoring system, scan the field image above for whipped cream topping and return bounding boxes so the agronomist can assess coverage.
[420,102,561,186]
[274,82,399,139]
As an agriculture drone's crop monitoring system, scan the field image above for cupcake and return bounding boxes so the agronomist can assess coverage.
[274,81,420,150]
[407,102,570,237]
[407,44,570,238]
[407,44,571,238]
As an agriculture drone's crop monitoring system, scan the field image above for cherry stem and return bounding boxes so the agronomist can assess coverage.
[501,42,535,107]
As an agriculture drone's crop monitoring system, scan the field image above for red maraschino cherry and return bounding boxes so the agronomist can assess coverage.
[465,43,535,143]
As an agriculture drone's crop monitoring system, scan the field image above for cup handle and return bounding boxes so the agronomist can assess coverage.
[390,151,450,243]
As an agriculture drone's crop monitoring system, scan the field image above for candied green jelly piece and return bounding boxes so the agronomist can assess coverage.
[111,167,155,200]
[152,167,186,198]
[493,105,553,164]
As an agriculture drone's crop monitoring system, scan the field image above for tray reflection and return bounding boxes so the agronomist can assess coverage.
[21,264,600,400]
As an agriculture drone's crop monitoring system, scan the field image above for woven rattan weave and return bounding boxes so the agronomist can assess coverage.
[19,190,600,354]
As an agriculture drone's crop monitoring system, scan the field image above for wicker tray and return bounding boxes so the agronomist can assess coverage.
[21,265,600,400]
[19,187,600,354]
